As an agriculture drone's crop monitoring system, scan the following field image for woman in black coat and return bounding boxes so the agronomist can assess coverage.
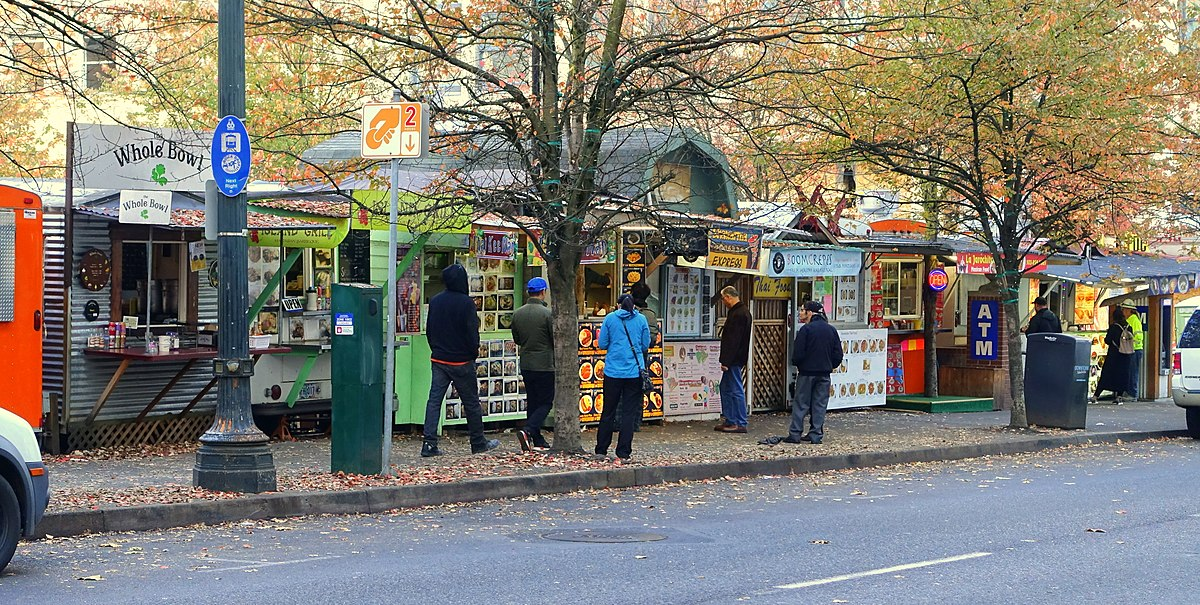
[1093,314,1131,402]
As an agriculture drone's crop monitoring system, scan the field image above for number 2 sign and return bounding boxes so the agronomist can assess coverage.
[361,102,427,159]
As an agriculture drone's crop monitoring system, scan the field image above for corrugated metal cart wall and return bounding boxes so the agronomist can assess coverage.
[49,212,220,450]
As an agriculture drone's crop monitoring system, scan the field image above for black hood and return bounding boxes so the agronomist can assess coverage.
[443,263,469,294]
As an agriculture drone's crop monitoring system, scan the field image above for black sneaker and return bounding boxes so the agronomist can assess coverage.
[516,430,532,453]
[472,439,501,454]
[780,435,805,444]
[421,441,442,457]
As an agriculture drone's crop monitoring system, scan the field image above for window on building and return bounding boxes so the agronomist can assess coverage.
[118,241,189,326]
[880,259,922,318]
[85,36,116,89]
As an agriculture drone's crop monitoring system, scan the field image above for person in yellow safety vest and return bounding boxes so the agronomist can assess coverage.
[1119,301,1144,401]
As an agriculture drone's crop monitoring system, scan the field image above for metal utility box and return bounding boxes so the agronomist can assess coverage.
[1024,333,1090,429]
[330,283,384,474]
[0,186,43,429]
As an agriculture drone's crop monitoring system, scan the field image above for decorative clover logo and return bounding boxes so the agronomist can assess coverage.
[151,164,168,186]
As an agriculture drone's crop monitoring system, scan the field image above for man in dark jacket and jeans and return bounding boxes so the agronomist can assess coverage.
[716,286,753,433]
[421,263,499,457]
[785,301,844,445]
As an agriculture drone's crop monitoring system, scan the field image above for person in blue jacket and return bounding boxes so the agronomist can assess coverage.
[595,294,650,462]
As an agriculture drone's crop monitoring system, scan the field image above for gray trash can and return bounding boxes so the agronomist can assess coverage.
[1024,333,1090,429]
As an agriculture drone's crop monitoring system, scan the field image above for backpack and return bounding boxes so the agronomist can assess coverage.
[1118,324,1135,355]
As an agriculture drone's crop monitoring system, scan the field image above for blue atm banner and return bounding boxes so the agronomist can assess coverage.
[968,300,1000,360]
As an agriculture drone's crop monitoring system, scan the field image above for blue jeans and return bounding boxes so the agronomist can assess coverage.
[790,374,831,441]
[720,365,748,427]
[1128,349,1143,398]
[423,361,487,449]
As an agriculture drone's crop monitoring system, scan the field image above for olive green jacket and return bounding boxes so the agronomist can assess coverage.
[511,298,555,371]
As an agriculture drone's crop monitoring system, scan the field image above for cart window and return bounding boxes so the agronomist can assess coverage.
[118,241,187,325]
[880,260,922,318]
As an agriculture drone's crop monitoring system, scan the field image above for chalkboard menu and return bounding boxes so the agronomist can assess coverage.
[338,229,371,283]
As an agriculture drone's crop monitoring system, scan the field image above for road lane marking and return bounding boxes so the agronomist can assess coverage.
[197,555,341,573]
[774,551,992,590]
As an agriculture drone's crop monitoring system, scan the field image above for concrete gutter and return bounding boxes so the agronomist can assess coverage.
[34,429,1186,539]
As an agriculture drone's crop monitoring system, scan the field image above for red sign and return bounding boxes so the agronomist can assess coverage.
[927,268,949,291]
[955,252,1046,275]
[475,229,516,260]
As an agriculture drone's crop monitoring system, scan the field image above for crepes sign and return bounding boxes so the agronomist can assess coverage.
[766,248,861,278]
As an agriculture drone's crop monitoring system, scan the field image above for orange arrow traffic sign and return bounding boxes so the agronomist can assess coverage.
[361,102,426,159]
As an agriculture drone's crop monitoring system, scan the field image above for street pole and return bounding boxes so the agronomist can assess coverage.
[193,0,277,492]
[381,89,402,476]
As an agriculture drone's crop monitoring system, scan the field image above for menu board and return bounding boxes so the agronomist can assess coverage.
[464,256,517,332]
[248,246,281,335]
[394,246,422,334]
[577,320,664,424]
[338,229,371,283]
[665,266,704,337]
[443,338,525,424]
[662,341,722,417]
[829,328,887,410]
[620,230,650,293]
[835,276,859,322]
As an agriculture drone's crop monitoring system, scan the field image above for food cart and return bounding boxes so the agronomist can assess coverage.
[39,192,336,450]
[242,207,351,435]
[0,185,44,430]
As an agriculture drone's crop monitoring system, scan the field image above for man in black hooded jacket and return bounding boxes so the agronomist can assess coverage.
[421,263,499,457]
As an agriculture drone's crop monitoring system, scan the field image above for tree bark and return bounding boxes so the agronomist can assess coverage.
[547,253,585,453]
[1005,296,1028,427]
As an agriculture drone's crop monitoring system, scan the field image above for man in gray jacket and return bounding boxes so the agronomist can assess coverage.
[511,277,554,451]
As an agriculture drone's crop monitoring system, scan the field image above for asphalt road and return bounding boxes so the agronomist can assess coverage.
[3,438,1199,604]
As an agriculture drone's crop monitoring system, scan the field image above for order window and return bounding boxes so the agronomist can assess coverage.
[880,260,922,318]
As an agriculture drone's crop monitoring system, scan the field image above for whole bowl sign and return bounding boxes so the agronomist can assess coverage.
[927,268,949,292]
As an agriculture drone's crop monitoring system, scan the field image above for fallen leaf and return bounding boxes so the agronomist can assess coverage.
[1085,528,1107,533]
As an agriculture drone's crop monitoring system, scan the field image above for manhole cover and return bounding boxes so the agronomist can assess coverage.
[541,529,667,543]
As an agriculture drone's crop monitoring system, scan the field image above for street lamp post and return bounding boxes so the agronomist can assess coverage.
[193,0,277,492]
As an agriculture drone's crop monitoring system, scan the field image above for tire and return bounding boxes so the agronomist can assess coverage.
[0,477,20,573]
[1187,408,1200,440]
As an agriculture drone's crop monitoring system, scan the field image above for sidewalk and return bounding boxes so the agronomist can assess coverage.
[37,400,1189,538]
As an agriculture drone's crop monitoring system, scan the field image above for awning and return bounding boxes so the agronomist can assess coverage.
[74,206,334,231]
[1035,254,1200,290]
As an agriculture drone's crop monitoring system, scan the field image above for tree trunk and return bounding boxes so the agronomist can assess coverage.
[922,256,939,398]
[1004,293,1028,428]
[547,256,584,453]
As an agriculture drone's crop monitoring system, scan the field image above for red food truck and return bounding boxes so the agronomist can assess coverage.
[0,185,44,430]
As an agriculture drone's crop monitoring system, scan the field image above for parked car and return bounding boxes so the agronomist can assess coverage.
[0,408,49,572]
[1171,308,1200,439]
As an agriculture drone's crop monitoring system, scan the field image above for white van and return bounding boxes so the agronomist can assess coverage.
[0,408,49,572]
[1170,308,1200,438]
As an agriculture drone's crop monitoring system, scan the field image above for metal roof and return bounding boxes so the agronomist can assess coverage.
[73,206,333,230]
[300,126,731,201]
[1036,253,1200,283]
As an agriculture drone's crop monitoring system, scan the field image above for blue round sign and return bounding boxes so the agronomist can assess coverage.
[211,115,251,197]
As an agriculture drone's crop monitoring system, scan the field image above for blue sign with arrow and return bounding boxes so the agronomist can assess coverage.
[211,115,251,197]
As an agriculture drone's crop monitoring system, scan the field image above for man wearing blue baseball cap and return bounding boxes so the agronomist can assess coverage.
[511,276,555,451]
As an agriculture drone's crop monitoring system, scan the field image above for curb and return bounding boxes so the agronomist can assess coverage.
[34,429,1187,539]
